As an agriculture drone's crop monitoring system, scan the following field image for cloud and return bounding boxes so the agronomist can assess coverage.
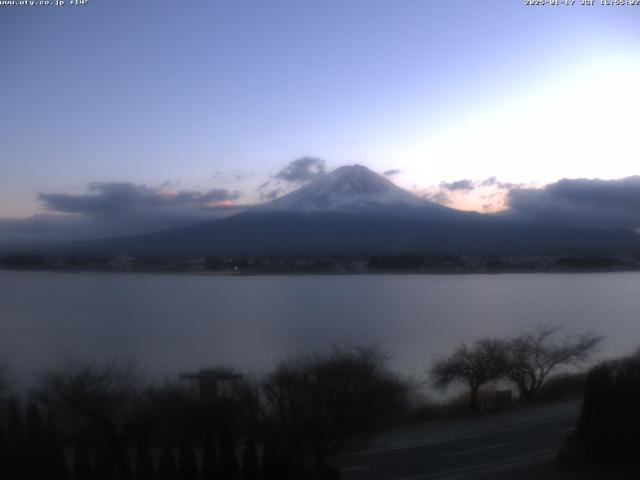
[0,182,247,247]
[507,176,640,230]
[275,156,326,183]
[0,206,249,248]
[480,177,520,190]
[496,181,518,190]
[383,169,401,177]
[39,182,240,215]
[212,169,254,183]
[439,176,519,192]
[421,190,452,206]
[440,179,475,191]
[256,180,280,202]
[255,156,328,202]
[259,188,282,201]
[481,177,497,187]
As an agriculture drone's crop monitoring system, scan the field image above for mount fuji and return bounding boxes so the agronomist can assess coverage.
[42,165,640,257]
[267,164,432,211]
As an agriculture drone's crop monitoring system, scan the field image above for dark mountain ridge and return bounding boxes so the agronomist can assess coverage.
[17,165,640,258]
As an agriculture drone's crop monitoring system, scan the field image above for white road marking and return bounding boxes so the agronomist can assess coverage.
[443,442,509,457]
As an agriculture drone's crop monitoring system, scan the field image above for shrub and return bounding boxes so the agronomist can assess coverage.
[578,356,640,464]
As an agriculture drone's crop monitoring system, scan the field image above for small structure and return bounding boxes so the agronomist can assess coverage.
[179,367,243,398]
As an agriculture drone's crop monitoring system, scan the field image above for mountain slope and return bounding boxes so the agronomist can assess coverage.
[54,208,640,258]
[38,165,640,257]
[266,164,434,211]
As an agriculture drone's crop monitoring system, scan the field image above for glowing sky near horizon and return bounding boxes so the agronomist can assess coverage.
[1,0,640,217]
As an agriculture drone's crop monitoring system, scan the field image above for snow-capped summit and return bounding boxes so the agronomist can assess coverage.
[46,165,640,258]
[268,164,429,211]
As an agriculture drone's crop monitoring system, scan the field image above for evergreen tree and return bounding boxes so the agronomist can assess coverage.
[116,449,133,480]
[158,447,178,480]
[0,426,9,478]
[26,402,47,478]
[219,425,239,480]
[94,450,113,480]
[7,398,26,479]
[276,453,292,480]
[26,402,46,451]
[260,443,279,480]
[240,437,259,480]
[201,432,218,480]
[135,444,156,480]
[577,358,640,464]
[8,398,26,452]
[45,413,70,480]
[50,442,71,480]
[579,363,615,462]
[73,444,94,480]
[0,425,6,453]
[178,440,198,480]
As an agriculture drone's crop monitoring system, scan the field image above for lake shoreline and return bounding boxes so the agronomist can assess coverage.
[3,266,640,277]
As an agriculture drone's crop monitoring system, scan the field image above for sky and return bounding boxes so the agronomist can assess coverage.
[1,0,640,240]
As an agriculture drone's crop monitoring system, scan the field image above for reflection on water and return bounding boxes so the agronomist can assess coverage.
[1,270,639,386]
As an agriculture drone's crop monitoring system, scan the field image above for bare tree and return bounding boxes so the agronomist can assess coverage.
[430,338,508,414]
[505,324,602,402]
[258,346,411,473]
[32,357,143,460]
[137,377,244,444]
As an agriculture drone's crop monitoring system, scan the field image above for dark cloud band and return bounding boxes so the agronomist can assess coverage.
[39,182,240,215]
[507,176,640,230]
[440,179,474,191]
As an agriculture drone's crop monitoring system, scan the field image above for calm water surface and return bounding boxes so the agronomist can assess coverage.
[2,270,640,386]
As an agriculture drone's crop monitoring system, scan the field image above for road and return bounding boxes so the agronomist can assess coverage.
[332,403,580,480]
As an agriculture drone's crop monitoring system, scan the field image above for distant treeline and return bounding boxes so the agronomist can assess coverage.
[1,253,638,274]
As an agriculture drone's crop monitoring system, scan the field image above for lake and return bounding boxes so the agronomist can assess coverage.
[1,270,639,388]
